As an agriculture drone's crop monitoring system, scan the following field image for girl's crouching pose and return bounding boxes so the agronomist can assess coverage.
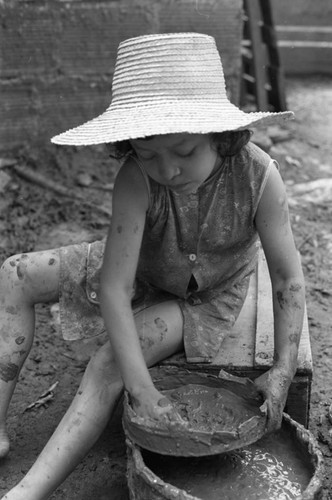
[1,33,305,500]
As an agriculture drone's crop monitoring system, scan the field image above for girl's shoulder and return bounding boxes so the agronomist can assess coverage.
[113,155,150,211]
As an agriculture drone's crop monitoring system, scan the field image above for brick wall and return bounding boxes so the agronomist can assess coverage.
[1,0,243,151]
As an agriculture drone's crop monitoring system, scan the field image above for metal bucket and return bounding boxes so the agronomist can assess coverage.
[126,413,324,500]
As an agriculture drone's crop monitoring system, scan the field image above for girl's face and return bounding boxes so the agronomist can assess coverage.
[130,133,219,194]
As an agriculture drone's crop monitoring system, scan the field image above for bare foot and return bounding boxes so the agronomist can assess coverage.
[0,426,10,458]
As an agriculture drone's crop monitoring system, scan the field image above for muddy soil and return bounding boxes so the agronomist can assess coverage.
[0,76,331,499]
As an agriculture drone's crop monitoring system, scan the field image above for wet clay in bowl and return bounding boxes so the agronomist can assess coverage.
[122,371,267,456]
[126,413,324,500]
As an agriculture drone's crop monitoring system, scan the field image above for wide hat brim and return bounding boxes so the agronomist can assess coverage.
[51,33,294,146]
[51,101,293,146]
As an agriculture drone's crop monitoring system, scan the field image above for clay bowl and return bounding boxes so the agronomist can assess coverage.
[126,413,325,500]
[122,370,267,457]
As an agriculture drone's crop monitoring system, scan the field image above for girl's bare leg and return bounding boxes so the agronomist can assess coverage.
[2,301,184,500]
[0,251,60,457]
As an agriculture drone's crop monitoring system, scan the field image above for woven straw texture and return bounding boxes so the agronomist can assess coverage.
[51,33,293,145]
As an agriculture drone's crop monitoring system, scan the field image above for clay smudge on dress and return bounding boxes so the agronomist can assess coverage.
[116,225,123,234]
[0,357,19,382]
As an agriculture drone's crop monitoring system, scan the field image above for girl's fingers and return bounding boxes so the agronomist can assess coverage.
[156,397,183,422]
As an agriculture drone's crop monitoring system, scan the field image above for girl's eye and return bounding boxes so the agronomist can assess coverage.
[177,148,195,158]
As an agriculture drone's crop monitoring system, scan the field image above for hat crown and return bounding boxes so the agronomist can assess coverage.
[51,32,294,146]
[111,33,227,108]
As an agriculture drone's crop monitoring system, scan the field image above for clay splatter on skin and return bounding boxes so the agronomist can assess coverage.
[16,265,24,280]
[278,195,290,232]
[9,260,16,268]
[0,358,19,382]
[140,335,154,351]
[273,352,280,363]
[289,333,299,344]
[72,418,81,428]
[5,305,17,315]
[16,254,29,280]
[290,283,302,293]
[154,317,168,341]
[129,393,141,410]
[48,258,56,266]
[276,291,288,310]
[15,336,25,345]
[133,224,139,234]
[14,349,27,358]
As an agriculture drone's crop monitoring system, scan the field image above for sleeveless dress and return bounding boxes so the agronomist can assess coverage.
[59,142,273,363]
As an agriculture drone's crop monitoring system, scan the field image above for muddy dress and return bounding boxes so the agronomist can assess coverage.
[59,142,273,363]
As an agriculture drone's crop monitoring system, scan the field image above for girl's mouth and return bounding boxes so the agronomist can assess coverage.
[169,182,193,193]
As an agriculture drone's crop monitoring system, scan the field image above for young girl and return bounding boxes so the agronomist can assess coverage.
[1,33,305,499]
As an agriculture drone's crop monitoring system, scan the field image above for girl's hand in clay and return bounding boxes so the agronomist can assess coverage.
[254,366,292,433]
[129,387,183,423]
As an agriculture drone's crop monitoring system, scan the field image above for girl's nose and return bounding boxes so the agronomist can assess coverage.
[159,160,181,181]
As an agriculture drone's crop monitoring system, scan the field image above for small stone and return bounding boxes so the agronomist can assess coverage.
[76,172,93,187]
[0,171,11,193]
[0,158,17,169]
[267,126,292,144]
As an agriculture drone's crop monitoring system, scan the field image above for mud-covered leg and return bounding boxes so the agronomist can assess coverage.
[2,300,184,500]
[0,251,60,457]
[2,342,123,500]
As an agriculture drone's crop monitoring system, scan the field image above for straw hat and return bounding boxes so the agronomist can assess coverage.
[51,33,293,146]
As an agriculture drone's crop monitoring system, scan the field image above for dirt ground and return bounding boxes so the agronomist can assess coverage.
[0,76,331,499]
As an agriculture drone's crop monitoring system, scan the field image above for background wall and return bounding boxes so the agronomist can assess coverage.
[1,0,331,151]
[272,0,332,75]
[0,0,243,150]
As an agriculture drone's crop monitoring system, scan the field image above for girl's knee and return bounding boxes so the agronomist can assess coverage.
[87,342,121,382]
[0,251,60,304]
[1,254,30,283]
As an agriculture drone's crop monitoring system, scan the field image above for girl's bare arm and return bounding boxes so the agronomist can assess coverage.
[99,158,155,403]
[254,162,305,431]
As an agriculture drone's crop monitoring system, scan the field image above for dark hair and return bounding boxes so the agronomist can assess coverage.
[211,130,252,157]
[108,129,252,161]
[107,140,133,160]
